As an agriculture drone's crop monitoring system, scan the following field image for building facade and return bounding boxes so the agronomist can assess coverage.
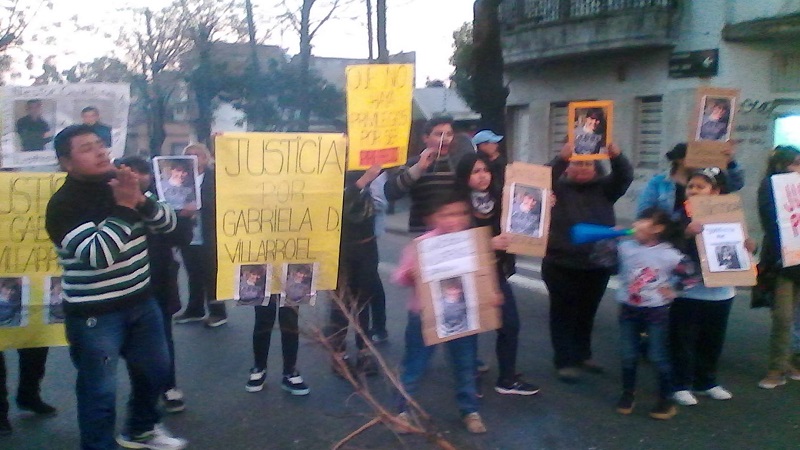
[501,0,800,227]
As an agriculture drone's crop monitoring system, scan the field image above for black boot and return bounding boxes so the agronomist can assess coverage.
[16,396,56,415]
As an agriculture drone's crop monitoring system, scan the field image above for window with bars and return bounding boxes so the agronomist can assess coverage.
[634,95,664,170]
[771,52,800,93]
[548,101,569,158]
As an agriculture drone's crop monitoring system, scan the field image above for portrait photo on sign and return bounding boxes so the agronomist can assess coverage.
[431,275,479,339]
[280,263,317,307]
[696,96,734,142]
[235,264,271,306]
[13,99,56,152]
[75,102,116,148]
[44,276,65,325]
[0,277,29,328]
[505,183,546,238]
[568,101,613,159]
[701,223,751,273]
[153,156,201,210]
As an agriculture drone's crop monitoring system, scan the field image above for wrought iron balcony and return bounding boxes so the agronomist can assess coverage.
[501,0,678,65]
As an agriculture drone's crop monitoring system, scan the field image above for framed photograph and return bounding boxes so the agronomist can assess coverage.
[702,223,751,273]
[280,263,318,307]
[0,276,29,328]
[153,156,201,210]
[430,275,479,339]
[695,96,734,142]
[44,276,65,325]
[505,183,546,239]
[234,264,271,306]
[567,100,614,160]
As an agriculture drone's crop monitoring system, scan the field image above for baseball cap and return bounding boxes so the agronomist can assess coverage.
[471,130,504,146]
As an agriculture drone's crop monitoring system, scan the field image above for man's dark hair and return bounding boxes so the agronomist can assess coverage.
[54,124,98,159]
[423,115,454,136]
[292,265,311,276]
[586,109,604,121]
[115,156,151,175]
[81,106,99,114]
[26,99,42,107]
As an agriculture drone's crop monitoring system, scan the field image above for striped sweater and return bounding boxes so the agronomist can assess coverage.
[385,154,457,232]
[45,176,177,316]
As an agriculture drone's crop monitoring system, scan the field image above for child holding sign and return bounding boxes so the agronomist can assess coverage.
[671,169,755,405]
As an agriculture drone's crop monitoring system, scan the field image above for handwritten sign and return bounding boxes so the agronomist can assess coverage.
[1,83,130,168]
[0,172,68,350]
[500,163,552,256]
[214,133,346,300]
[771,172,800,267]
[685,86,740,169]
[345,64,413,170]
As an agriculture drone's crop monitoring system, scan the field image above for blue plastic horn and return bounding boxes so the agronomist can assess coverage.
[571,223,633,245]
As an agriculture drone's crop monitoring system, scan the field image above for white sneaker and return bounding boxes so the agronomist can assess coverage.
[117,424,188,450]
[695,385,732,400]
[672,390,698,406]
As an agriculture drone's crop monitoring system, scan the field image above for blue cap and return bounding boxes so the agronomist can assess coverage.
[471,130,504,146]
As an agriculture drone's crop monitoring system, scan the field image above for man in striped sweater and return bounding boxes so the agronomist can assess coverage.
[45,125,187,450]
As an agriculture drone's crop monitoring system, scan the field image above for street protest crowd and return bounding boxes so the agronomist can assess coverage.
[2,115,800,450]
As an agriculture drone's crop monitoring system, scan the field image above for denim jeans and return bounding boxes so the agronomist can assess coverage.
[397,313,478,416]
[769,276,800,371]
[619,304,673,399]
[496,277,520,383]
[65,298,170,450]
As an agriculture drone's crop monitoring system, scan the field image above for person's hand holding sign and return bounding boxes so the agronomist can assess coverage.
[607,143,621,158]
[416,148,437,171]
[560,143,574,161]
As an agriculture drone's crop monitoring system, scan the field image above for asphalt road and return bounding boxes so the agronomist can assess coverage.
[3,230,799,449]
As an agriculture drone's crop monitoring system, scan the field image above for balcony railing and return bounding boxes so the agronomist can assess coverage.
[501,0,673,26]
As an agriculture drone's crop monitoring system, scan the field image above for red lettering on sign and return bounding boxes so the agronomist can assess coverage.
[359,147,399,166]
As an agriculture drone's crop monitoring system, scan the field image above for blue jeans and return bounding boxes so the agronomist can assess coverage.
[397,313,478,416]
[619,304,673,399]
[65,298,170,450]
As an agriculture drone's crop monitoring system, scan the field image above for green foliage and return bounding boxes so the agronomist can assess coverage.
[450,21,478,112]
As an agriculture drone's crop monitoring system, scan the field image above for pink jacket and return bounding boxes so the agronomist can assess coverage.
[391,229,441,313]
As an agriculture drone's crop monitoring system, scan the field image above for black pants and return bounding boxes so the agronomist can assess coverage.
[0,347,48,416]
[253,295,299,375]
[542,262,611,369]
[329,238,385,351]
[496,277,520,383]
[180,244,226,318]
[669,297,733,391]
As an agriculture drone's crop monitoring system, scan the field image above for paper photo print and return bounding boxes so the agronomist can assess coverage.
[696,96,734,142]
[153,156,201,210]
[235,264,271,306]
[505,183,546,238]
[44,276,65,325]
[75,102,116,148]
[14,99,56,153]
[280,263,318,307]
[431,275,479,339]
[568,101,613,160]
[702,223,751,272]
[0,277,29,328]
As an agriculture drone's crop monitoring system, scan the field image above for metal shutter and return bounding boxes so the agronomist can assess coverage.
[635,95,663,169]
[549,101,569,158]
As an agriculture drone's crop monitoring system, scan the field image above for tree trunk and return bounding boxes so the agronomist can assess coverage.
[148,87,167,157]
[193,24,215,144]
[472,0,507,138]
[366,0,374,61]
[297,0,313,132]
[376,0,388,63]
[244,0,264,131]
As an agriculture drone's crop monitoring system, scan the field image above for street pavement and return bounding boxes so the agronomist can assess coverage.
[3,207,800,449]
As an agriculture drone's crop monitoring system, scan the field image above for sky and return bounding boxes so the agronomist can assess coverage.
[19,0,475,87]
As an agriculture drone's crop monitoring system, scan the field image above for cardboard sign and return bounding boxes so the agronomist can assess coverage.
[415,227,501,346]
[686,194,756,287]
[685,86,740,169]
[0,172,68,350]
[771,172,800,267]
[345,64,413,170]
[500,163,552,257]
[567,100,614,161]
[214,133,346,300]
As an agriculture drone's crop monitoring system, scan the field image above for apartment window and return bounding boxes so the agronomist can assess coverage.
[507,105,530,161]
[548,101,569,158]
[634,95,664,170]
[772,52,800,93]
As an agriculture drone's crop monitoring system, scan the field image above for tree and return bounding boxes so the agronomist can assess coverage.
[375,0,387,63]
[62,56,136,83]
[0,1,57,82]
[471,0,508,135]
[450,22,476,110]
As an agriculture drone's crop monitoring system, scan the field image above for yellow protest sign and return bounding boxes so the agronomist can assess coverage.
[346,63,413,170]
[214,133,346,301]
[0,172,68,350]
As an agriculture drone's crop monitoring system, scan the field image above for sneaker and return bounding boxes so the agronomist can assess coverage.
[282,371,310,396]
[581,360,605,374]
[616,391,635,415]
[788,367,800,381]
[356,352,379,377]
[116,424,187,450]
[370,329,388,344]
[204,315,228,328]
[162,388,185,413]
[462,412,487,434]
[331,353,357,380]
[476,359,490,373]
[672,390,698,406]
[0,415,11,436]
[245,368,266,393]
[649,398,677,420]
[173,312,205,324]
[695,385,732,400]
[393,411,413,435]
[16,397,57,415]
[556,367,580,383]
[495,376,540,396]
[758,371,787,389]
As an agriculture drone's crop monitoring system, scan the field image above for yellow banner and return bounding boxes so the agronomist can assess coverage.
[0,172,68,350]
[346,63,413,170]
[214,133,346,300]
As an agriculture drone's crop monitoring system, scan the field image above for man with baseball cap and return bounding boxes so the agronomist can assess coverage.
[471,129,506,184]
